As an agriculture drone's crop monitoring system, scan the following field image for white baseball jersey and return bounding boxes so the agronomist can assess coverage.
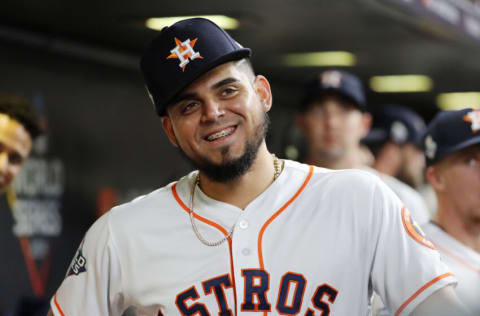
[362,167,431,225]
[422,222,480,314]
[51,160,454,315]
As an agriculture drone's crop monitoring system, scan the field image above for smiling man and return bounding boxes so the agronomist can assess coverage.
[0,94,43,315]
[48,18,468,316]
[0,96,39,194]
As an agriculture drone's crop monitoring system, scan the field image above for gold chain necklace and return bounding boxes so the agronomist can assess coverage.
[189,154,282,247]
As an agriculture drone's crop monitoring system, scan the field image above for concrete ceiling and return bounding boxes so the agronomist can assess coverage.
[1,0,479,119]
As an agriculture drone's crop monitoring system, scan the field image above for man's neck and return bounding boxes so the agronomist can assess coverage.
[373,160,397,177]
[305,148,364,170]
[198,143,277,210]
[436,200,480,253]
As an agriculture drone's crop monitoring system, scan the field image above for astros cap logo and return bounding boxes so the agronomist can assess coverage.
[424,135,437,159]
[463,109,480,133]
[166,37,204,72]
[391,120,408,143]
[320,70,343,88]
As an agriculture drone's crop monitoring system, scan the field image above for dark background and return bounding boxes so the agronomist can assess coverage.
[0,0,479,303]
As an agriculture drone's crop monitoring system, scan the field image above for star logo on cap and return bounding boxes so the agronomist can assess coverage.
[463,109,480,133]
[391,121,408,143]
[166,37,203,72]
[425,135,437,159]
[320,70,342,88]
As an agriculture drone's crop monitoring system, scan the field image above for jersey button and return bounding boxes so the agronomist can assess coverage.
[239,220,249,229]
[242,248,251,256]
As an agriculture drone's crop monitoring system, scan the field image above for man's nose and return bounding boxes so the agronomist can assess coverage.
[324,111,341,128]
[202,100,224,123]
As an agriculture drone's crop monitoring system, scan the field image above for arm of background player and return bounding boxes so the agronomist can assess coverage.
[411,285,471,316]
[46,310,53,316]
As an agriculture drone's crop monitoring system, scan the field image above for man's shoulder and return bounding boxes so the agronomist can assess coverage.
[105,173,196,225]
[362,167,424,201]
[381,173,419,197]
[422,221,443,239]
[119,182,176,209]
[287,160,383,192]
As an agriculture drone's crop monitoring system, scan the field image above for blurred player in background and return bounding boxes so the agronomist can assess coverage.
[0,93,44,316]
[296,70,430,224]
[366,104,426,189]
[363,104,430,224]
[422,108,480,314]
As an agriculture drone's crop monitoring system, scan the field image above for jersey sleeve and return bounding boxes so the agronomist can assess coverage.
[369,179,456,316]
[50,211,125,315]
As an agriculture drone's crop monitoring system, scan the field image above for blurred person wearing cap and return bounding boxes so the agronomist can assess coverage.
[297,69,371,170]
[48,19,466,316]
[0,94,44,315]
[363,104,431,225]
[420,108,480,314]
[297,71,430,225]
[367,105,426,189]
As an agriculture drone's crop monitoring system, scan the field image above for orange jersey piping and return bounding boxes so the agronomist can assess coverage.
[435,244,480,275]
[394,272,454,316]
[257,165,314,269]
[54,292,66,316]
[172,182,237,313]
[257,165,314,316]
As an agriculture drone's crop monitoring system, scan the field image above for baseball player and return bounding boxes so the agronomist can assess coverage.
[363,104,431,225]
[0,95,40,194]
[296,71,430,225]
[0,95,44,314]
[366,104,427,189]
[420,108,480,314]
[48,18,467,316]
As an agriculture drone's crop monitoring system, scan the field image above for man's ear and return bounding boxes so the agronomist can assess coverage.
[161,116,179,147]
[426,165,446,191]
[254,75,272,112]
[361,112,372,138]
[296,113,307,134]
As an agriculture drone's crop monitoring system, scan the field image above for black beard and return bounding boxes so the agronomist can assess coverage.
[179,113,270,183]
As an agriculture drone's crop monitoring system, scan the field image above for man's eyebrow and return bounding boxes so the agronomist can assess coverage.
[211,77,239,90]
[168,77,239,110]
[169,92,198,108]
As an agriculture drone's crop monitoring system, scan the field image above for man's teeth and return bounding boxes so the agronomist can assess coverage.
[207,127,234,141]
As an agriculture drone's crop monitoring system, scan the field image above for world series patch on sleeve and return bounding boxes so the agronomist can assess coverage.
[50,161,455,316]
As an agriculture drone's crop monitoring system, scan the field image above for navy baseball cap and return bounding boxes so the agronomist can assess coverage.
[364,104,426,148]
[300,69,367,112]
[140,18,251,116]
[424,108,480,166]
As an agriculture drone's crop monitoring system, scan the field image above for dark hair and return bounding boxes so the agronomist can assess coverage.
[0,93,42,139]
[235,57,256,80]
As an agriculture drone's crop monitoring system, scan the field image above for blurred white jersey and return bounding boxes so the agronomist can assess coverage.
[422,222,480,315]
[362,167,430,225]
[51,160,454,315]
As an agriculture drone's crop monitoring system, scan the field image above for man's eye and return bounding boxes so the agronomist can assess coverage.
[9,154,22,165]
[221,87,237,96]
[182,102,199,113]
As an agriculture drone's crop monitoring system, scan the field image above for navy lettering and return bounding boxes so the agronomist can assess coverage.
[306,284,338,315]
[176,286,210,316]
[276,272,306,315]
[241,269,271,311]
[202,274,233,316]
